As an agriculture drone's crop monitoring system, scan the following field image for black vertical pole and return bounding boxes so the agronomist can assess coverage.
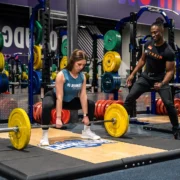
[168,19,175,51]
[129,12,137,118]
[92,35,98,93]
[167,19,176,98]
[67,0,78,57]
[41,0,51,96]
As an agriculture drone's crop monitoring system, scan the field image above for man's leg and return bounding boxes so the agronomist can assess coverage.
[124,76,151,114]
[158,85,180,139]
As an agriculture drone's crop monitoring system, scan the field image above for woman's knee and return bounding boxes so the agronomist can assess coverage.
[88,100,95,110]
[42,98,55,110]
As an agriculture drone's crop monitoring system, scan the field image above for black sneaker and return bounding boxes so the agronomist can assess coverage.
[172,127,180,140]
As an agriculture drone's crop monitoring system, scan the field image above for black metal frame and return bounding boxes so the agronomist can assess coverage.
[40,0,51,95]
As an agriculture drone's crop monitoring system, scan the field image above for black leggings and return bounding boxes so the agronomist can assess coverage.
[41,90,95,126]
[124,73,179,129]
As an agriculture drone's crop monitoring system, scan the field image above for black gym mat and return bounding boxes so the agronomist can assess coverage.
[71,124,180,151]
[1,124,180,180]
[143,123,172,134]
[1,136,180,180]
[0,138,93,180]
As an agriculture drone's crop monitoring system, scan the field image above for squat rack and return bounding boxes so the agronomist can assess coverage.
[29,0,50,123]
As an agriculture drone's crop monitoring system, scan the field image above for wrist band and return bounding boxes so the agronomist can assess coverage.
[83,114,88,117]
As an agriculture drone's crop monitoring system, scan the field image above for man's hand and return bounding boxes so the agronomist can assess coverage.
[154,82,163,90]
[56,118,63,128]
[82,116,90,126]
[126,74,134,87]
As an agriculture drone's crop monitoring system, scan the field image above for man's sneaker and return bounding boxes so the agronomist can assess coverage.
[173,130,180,140]
[81,128,101,140]
[172,127,180,140]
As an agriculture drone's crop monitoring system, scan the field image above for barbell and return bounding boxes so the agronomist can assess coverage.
[1,103,129,150]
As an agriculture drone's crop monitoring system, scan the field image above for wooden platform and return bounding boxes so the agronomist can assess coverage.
[0,128,165,164]
[137,115,180,124]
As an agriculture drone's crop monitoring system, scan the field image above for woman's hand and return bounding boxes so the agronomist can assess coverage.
[56,117,63,128]
[82,116,90,126]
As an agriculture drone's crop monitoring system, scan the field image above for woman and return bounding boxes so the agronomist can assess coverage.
[40,49,101,146]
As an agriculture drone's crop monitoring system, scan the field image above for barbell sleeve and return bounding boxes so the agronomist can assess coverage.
[0,127,19,133]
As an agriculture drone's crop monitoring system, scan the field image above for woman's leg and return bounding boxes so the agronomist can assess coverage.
[41,90,56,128]
[40,90,56,145]
[63,97,100,140]
[63,97,95,121]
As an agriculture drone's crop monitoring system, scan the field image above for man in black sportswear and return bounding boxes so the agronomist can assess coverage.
[124,18,180,139]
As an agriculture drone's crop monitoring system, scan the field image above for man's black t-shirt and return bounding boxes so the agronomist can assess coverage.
[144,40,175,75]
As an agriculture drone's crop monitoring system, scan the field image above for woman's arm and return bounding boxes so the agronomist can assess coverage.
[55,71,65,128]
[80,74,88,115]
[79,74,89,125]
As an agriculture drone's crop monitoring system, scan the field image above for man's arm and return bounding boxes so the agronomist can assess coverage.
[131,53,146,77]
[162,61,175,85]
[126,53,146,86]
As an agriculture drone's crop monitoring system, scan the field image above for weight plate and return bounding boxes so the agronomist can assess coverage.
[101,72,121,93]
[0,52,5,72]
[34,45,42,70]
[104,104,129,137]
[34,21,43,45]
[61,39,67,56]
[0,32,4,51]
[60,56,68,70]
[33,70,42,94]
[104,30,121,51]
[103,51,121,72]
[8,108,31,150]
[0,73,9,93]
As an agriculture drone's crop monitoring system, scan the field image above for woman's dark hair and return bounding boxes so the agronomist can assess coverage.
[66,49,88,71]
[151,17,164,29]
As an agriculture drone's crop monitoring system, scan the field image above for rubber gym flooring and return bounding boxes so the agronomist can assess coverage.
[0,115,180,180]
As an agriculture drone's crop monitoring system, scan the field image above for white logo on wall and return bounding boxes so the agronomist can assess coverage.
[1,26,58,50]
